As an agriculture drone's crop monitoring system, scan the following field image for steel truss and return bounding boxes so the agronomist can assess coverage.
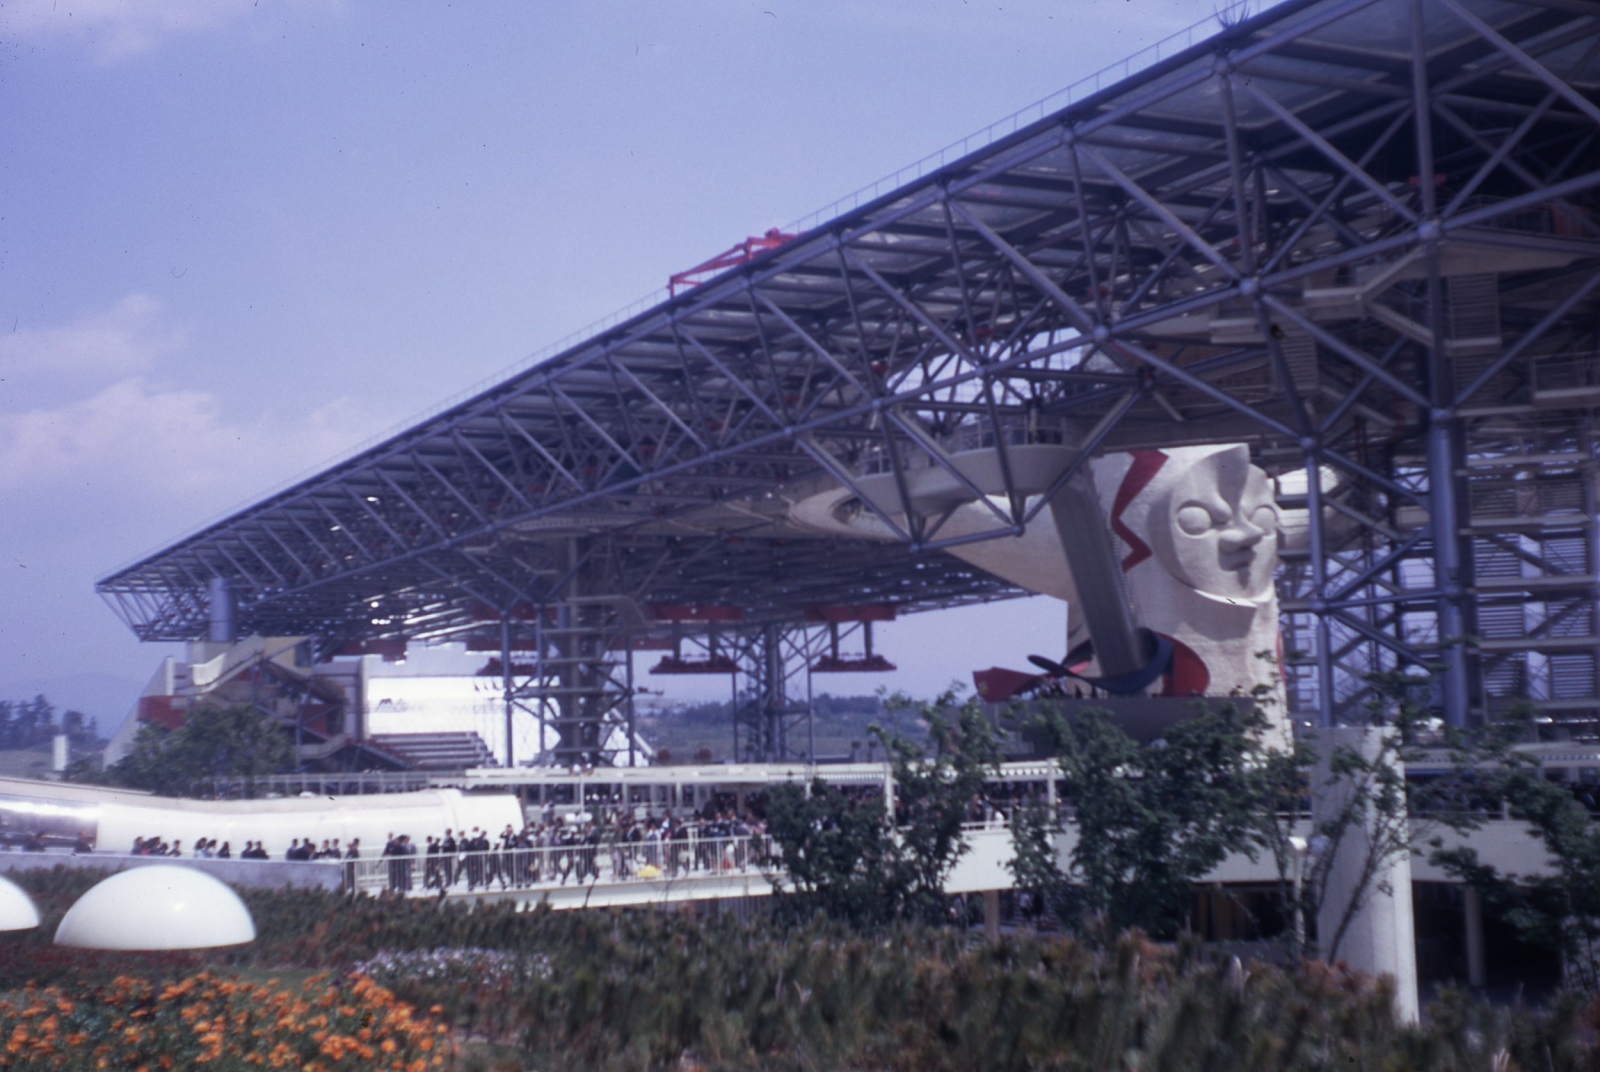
[100,0,1600,745]
[727,623,821,763]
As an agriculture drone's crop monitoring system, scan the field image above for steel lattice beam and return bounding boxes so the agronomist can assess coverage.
[100,0,1600,736]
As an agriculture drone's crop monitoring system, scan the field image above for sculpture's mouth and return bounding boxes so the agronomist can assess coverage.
[1220,546,1257,573]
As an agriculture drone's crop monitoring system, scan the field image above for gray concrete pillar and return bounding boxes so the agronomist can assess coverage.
[1464,885,1487,988]
[984,889,1001,942]
[1308,726,1420,1023]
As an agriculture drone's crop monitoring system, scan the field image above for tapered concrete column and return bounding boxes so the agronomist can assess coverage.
[1048,469,1143,677]
[1464,886,1487,988]
[1309,727,1420,1023]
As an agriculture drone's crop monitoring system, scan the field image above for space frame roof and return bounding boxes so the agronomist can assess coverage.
[97,0,1600,650]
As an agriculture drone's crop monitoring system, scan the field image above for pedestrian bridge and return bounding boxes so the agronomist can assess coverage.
[0,815,1553,914]
[345,825,1024,910]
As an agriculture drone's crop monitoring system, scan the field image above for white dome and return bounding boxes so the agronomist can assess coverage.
[0,875,40,931]
[54,866,255,950]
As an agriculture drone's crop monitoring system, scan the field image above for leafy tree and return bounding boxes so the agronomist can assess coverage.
[11,694,54,749]
[1431,773,1600,989]
[60,709,99,749]
[764,686,1001,927]
[105,703,294,797]
[763,778,898,926]
[882,687,1003,920]
[1049,699,1272,938]
[1421,695,1600,989]
[1249,669,1523,963]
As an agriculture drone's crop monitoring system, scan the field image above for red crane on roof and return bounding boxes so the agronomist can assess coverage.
[669,228,795,296]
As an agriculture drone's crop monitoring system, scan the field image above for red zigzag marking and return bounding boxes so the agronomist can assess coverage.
[1111,450,1167,571]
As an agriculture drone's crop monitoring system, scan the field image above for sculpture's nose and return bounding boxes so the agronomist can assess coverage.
[1220,513,1265,554]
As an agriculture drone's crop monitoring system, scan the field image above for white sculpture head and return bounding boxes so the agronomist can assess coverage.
[1146,444,1279,601]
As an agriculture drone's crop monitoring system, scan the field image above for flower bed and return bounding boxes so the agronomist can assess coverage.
[0,970,453,1071]
[354,948,551,1045]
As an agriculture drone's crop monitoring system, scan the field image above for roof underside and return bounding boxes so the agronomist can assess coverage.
[98,0,1600,650]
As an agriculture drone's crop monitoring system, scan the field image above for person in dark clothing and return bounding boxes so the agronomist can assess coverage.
[554,822,578,884]
[438,830,455,886]
[498,826,517,890]
[464,828,486,890]
[424,836,441,890]
[399,835,417,892]
[580,823,602,882]
[383,833,402,892]
[513,827,533,887]
[483,828,503,889]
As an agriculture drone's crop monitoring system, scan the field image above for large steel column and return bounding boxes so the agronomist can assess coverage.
[1429,418,1475,727]
[501,537,634,767]
[1414,0,1477,727]
[1304,449,1336,726]
[501,614,515,768]
[207,576,235,644]
[731,623,817,762]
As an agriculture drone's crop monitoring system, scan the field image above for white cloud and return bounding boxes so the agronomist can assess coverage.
[0,375,384,513]
[0,0,307,59]
[0,293,393,568]
[0,293,182,391]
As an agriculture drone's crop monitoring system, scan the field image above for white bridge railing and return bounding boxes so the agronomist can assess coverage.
[348,834,771,897]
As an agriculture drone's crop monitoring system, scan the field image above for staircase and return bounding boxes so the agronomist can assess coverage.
[366,732,500,771]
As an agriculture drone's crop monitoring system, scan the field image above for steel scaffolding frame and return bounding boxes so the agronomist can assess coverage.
[99,0,1600,748]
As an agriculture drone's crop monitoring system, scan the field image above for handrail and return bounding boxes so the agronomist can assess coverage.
[347,834,771,897]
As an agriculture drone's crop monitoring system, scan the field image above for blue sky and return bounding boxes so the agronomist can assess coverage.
[1,0,1217,726]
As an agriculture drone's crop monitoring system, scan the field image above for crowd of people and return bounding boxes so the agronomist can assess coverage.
[123,835,343,860]
[284,838,360,860]
[369,807,771,895]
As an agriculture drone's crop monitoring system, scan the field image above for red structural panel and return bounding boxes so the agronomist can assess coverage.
[802,604,896,623]
[649,655,739,675]
[812,655,897,674]
[646,604,745,623]
[137,694,185,731]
